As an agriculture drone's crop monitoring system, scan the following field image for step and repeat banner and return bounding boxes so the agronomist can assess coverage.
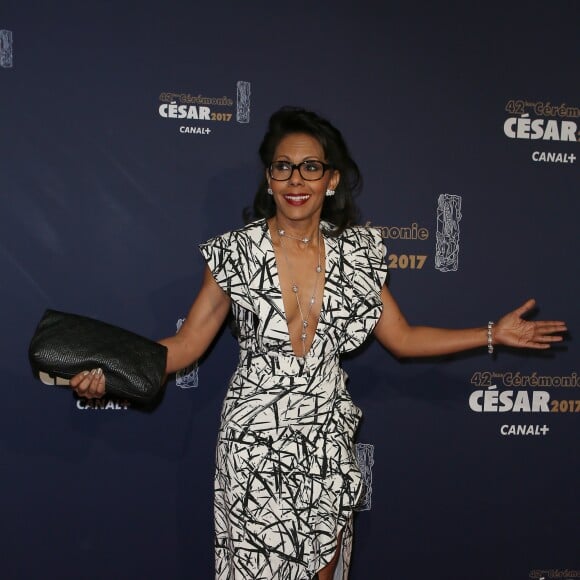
[1,2,578,579]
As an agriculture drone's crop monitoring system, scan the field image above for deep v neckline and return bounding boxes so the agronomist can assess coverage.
[264,220,328,359]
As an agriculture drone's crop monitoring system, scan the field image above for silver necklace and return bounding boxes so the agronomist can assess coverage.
[277,228,312,244]
[277,224,323,358]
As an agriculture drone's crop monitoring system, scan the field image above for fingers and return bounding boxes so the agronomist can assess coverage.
[513,301,567,332]
[536,321,567,333]
[533,321,568,339]
[534,334,564,345]
[70,368,106,399]
[513,298,536,318]
[522,334,561,349]
[526,320,568,349]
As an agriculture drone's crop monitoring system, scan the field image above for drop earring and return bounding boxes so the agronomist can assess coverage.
[325,189,335,197]
[267,188,274,195]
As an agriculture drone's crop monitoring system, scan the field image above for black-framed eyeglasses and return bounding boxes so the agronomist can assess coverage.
[268,160,333,181]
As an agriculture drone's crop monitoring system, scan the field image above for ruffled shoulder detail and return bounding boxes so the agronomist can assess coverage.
[326,226,388,353]
[199,220,268,313]
[351,225,388,298]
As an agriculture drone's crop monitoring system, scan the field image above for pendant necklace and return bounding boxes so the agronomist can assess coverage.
[277,224,323,358]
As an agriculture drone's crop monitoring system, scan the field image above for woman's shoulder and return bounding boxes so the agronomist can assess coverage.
[205,218,267,245]
[333,223,383,246]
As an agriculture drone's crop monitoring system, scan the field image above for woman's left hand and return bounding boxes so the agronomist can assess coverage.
[494,299,567,349]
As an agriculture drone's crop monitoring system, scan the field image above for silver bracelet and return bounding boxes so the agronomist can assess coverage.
[487,321,495,354]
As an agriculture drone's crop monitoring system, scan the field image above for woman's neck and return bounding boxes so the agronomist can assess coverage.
[271,216,321,244]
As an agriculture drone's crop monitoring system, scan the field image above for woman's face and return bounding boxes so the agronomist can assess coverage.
[267,132,340,225]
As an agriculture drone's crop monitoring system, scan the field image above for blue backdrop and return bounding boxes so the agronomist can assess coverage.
[1,2,578,579]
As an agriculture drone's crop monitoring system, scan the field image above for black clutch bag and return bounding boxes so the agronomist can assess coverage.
[29,309,168,405]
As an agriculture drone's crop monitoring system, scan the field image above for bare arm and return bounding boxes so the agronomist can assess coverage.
[70,265,231,397]
[374,286,566,358]
[160,266,231,373]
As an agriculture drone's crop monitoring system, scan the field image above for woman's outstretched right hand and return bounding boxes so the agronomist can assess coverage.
[69,369,106,399]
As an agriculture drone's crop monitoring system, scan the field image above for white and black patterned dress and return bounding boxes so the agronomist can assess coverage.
[200,219,387,580]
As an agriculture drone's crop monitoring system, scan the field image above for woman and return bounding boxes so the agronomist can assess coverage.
[72,107,566,580]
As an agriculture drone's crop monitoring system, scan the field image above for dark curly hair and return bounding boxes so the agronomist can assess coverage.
[244,107,362,236]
